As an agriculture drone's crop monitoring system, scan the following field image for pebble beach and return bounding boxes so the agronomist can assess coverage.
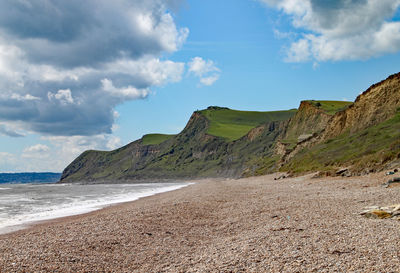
[1,173,400,272]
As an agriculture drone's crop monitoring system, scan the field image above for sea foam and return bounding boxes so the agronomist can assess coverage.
[0,182,191,234]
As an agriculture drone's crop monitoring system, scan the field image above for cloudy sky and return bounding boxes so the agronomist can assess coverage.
[1,0,400,172]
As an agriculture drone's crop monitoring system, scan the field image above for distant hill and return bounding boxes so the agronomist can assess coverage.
[60,72,400,183]
[0,173,61,184]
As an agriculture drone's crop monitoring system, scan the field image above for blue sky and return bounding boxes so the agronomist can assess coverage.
[1,0,400,172]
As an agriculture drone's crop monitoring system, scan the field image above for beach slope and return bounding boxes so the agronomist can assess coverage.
[1,174,399,272]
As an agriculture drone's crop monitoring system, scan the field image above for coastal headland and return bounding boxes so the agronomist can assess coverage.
[1,173,399,272]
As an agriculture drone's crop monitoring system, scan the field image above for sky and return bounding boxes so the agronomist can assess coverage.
[1,0,400,172]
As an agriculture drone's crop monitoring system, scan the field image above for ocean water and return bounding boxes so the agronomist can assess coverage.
[0,182,190,234]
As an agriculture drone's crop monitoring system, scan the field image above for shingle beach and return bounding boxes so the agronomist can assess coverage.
[1,173,400,272]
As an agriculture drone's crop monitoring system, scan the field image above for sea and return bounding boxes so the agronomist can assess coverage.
[0,181,190,234]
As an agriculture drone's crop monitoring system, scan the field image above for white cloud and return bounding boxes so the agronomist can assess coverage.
[0,152,14,159]
[101,79,149,100]
[261,0,400,62]
[43,134,125,171]
[188,57,221,86]
[104,57,185,86]
[1,135,125,172]
[188,57,219,76]
[0,124,24,137]
[22,144,50,158]
[200,75,220,86]
[28,65,82,82]
[23,144,50,153]
[0,0,188,137]
[285,39,311,62]
[106,136,122,150]
[10,94,41,101]
[48,89,74,105]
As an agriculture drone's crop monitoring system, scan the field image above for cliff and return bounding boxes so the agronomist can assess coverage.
[283,101,341,142]
[276,100,352,162]
[282,72,400,175]
[322,73,400,140]
[60,108,294,182]
[60,72,400,182]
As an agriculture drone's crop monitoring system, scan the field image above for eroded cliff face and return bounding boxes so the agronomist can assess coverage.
[280,72,400,175]
[323,73,400,140]
[61,72,400,182]
[283,101,332,142]
[275,101,334,164]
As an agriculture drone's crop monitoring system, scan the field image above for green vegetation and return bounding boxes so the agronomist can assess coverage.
[199,107,297,141]
[306,100,353,115]
[142,134,175,145]
[282,112,400,173]
[59,72,400,183]
[61,105,286,182]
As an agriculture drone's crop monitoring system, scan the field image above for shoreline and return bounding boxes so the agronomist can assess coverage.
[0,181,194,236]
[1,173,400,271]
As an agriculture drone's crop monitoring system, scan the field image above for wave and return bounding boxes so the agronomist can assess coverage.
[0,182,191,234]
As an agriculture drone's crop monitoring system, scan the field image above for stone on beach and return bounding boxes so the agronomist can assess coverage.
[361,203,400,219]
[1,173,400,272]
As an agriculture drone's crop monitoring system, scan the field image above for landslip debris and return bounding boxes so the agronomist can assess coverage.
[382,177,400,188]
[361,204,400,219]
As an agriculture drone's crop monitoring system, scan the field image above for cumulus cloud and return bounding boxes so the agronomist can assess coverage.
[10,94,40,101]
[0,135,125,172]
[106,136,123,150]
[0,152,13,158]
[0,0,188,68]
[200,75,220,86]
[188,57,220,76]
[48,89,75,105]
[188,57,221,86]
[22,144,50,159]
[101,79,149,100]
[0,124,24,137]
[44,135,124,170]
[0,0,188,136]
[261,0,400,62]
[23,144,50,154]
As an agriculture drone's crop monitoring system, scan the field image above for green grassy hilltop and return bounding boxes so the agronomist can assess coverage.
[60,72,400,182]
[306,100,353,115]
[199,107,297,141]
[142,134,175,145]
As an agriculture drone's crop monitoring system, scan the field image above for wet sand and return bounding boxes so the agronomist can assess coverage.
[1,173,400,272]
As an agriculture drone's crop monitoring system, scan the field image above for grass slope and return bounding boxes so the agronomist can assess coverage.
[142,134,175,145]
[283,110,400,173]
[306,100,353,115]
[199,107,296,141]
